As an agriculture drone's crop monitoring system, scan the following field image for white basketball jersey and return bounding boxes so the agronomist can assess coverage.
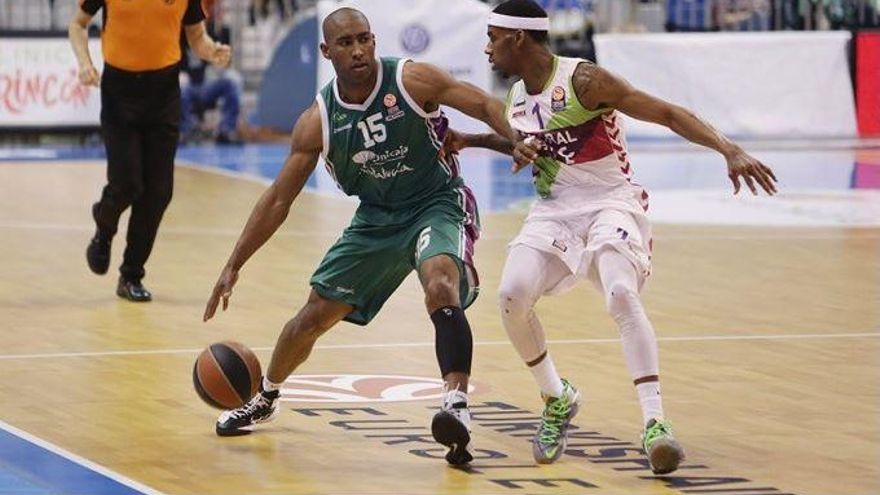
[505,56,649,219]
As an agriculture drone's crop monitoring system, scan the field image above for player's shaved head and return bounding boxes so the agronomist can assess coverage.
[322,7,370,43]
[319,7,377,86]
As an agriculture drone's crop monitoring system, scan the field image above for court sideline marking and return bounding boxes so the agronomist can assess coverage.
[3,221,880,241]
[0,419,164,495]
[0,331,876,361]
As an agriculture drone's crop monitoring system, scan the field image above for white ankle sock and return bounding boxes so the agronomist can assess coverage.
[262,376,282,393]
[636,381,663,424]
[529,354,565,398]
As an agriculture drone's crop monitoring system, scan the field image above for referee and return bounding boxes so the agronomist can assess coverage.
[68,0,231,302]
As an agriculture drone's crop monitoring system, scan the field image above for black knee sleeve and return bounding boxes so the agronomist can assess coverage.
[431,306,473,376]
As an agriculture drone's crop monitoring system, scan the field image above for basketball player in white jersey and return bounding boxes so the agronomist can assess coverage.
[448,0,778,474]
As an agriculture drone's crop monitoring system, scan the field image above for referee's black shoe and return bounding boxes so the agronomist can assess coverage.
[117,277,152,302]
[86,203,111,275]
[86,235,111,274]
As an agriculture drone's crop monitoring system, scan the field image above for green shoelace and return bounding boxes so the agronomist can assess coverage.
[538,397,571,443]
[644,420,672,447]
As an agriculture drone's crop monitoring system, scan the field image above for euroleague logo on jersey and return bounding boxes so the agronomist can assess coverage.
[279,374,480,403]
[384,93,405,121]
[551,85,566,113]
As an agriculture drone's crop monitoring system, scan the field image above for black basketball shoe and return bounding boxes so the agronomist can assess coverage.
[431,387,473,465]
[216,387,280,437]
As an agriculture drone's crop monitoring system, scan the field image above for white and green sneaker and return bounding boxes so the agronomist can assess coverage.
[532,379,581,464]
[642,418,685,474]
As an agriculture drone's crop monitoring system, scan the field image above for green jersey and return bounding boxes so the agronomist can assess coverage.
[316,57,463,210]
[310,58,481,325]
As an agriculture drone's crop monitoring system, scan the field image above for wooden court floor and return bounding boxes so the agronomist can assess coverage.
[0,161,877,495]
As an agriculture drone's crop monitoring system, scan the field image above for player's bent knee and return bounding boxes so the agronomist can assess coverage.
[424,274,459,309]
[283,316,326,343]
[286,305,339,342]
[605,283,641,316]
[498,283,535,319]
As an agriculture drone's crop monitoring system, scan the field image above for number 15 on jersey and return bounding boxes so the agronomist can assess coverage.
[357,113,387,148]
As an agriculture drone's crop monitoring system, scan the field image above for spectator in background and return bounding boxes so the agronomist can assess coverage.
[181,4,242,144]
[248,0,299,25]
[717,0,771,30]
[770,0,821,30]
[665,0,719,31]
[535,0,596,62]
[823,0,879,28]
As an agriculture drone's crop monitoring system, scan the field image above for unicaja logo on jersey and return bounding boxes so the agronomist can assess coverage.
[551,86,566,113]
[280,374,479,403]
[352,146,414,180]
[354,145,409,166]
[400,24,431,55]
[352,150,378,165]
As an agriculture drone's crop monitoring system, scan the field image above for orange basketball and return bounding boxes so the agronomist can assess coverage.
[193,341,262,409]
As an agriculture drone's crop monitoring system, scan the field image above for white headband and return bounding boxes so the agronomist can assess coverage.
[488,12,550,31]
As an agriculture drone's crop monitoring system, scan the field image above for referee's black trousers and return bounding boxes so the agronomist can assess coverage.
[94,63,180,282]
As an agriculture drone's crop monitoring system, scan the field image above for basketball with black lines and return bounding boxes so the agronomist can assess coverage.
[193,341,262,409]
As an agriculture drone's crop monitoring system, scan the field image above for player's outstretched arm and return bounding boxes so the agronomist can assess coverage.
[440,129,538,174]
[442,128,514,157]
[203,103,322,321]
[402,61,519,144]
[572,63,777,195]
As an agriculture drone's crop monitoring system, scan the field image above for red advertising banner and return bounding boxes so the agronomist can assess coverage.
[0,38,102,127]
[856,32,880,136]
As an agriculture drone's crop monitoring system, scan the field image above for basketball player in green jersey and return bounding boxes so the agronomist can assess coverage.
[202,8,517,466]
[449,0,777,474]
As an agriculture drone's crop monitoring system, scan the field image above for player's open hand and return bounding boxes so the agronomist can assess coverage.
[726,149,777,195]
[209,42,232,69]
[512,136,543,173]
[204,266,239,322]
[78,64,100,87]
